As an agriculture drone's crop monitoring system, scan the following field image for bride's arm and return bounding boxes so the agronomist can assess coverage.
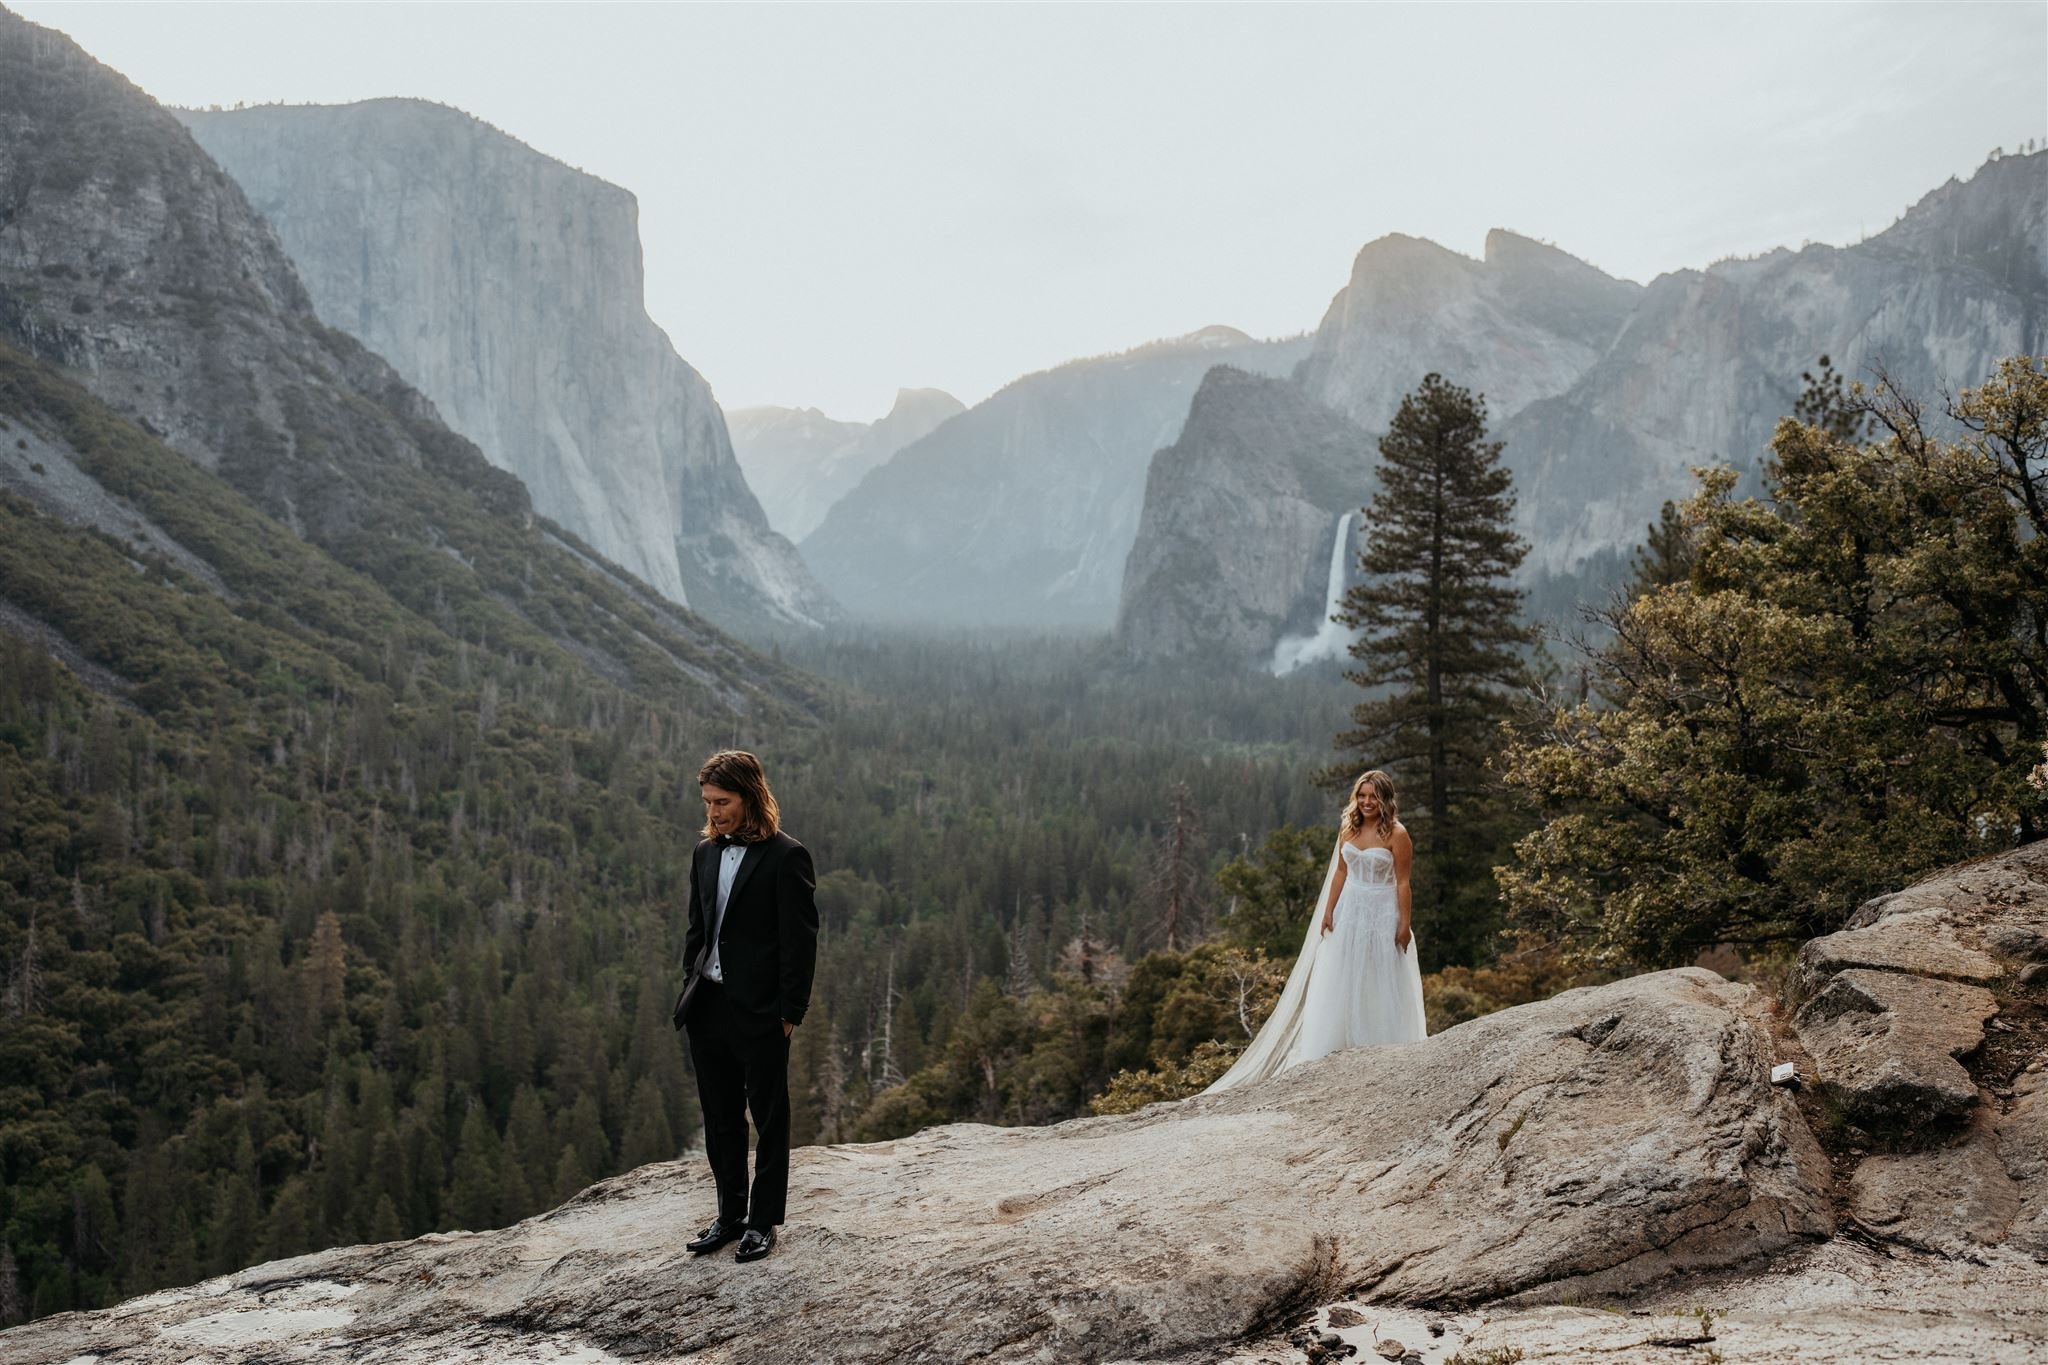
[1392,826,1414,951]
[1320,851,1348,935]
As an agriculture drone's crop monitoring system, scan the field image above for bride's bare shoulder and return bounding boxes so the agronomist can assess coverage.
[1391,822,1413,849]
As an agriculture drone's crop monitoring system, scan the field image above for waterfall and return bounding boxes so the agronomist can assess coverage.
[1270,511,1358,675]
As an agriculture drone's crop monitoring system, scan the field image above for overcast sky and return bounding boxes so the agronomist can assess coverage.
[20,2,2045,421]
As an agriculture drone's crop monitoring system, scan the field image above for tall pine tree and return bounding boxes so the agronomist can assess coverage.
[1628,501,1695,595]
[1332,373,1534,967]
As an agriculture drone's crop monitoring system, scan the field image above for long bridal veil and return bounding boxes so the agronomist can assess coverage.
[1202,826,1345,1094]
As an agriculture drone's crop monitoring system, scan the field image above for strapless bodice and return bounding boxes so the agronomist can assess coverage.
[1340,841,1396,886]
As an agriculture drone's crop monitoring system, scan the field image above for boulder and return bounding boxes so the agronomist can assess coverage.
[1798,838,2048,998]
[1849,1109,2021,1256]
[1797,912,2004,996]
[1258,1238,2048,1365]
[1999,1071,2048,1258]
[1794,969,1999,1126]
[0,970,1827,1365]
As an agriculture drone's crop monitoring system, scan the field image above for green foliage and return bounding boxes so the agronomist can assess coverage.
[1085,942,1288,1111]
[1500,358,2048,968]
[1215,823,1331,960]
[1333,373,1537,967]
[0,339,1360,1323]
[1420,938,1600,1035]
[855,976,1112,1137]
[1090,1040,1242,1114]
[1627,501,1695,597]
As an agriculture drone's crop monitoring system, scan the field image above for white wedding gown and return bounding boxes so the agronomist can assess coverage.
[1206,837,1428,1093]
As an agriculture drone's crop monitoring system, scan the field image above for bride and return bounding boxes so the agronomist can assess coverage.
[1206,770,1428,1092]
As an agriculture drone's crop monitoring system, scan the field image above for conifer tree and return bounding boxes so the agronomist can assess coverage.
[1628,501,1695,595]
[0,1237,21,1328]
[368,1195,403,1245]
[1500,358,2048,965]
[552,1144,591,1205]
[1332,373,1535,967]
[1145,783,1205,952]
[618,1077,675,1171]
[450,1103,502,1231]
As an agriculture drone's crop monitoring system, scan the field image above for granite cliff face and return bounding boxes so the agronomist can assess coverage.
[1296,228,1641,436]
[179,99,835,630]
[8,841,2044,1365]
[1497,151,2048,581]
[1116,368,1371,665]
[1119,155,2047,658]
[728,386,964,541]
[803,326,1311,629]
[0,9,800,713]
[1116,233,1637,661]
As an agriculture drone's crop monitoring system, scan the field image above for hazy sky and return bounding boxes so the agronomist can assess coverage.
[20,3,2045,421]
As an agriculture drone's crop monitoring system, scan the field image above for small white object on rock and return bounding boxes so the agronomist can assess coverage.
[1772,1061,1799,1086]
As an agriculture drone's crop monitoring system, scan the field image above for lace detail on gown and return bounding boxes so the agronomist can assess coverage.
[1341,842,1397,883]
[1295,842,1427,1062]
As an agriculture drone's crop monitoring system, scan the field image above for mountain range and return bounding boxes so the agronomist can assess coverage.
[727,387,963,542]
[801,326,1311,629]
[0,8,811,716]
[178,98,836,632]
[1117,152,2048,663]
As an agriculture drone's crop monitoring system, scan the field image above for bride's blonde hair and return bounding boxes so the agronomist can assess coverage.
[1343,770,1397,840]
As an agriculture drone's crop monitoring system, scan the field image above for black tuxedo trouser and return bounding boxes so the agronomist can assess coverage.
[684,979,791,1229]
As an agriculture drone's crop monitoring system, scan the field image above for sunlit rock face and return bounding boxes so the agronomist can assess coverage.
[801,326,1311,630]
[181,99,837,630]
[1113,231,1639,660]
[729,387,965,542]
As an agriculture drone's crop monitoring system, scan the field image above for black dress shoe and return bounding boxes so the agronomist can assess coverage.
[733,1227,776,1262]
[686,1218,745,1255]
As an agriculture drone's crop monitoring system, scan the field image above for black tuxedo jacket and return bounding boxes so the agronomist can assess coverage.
[683,830,819,1032]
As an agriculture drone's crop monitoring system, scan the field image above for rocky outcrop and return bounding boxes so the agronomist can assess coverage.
[179,99,835,630]
[802,326,1311,629]
[1221,839,2048,1365]
[1792,838,2048,1261]
[1116,367,1372,664]
[0,967,1827,1363]
[1236,1235,2048,1364]
[0,10,799,714]
[729,387,964,541]
[1848,1104,2027,1258]
[1295,229,1639,437]
[1796,970,2000,1124]
[14,844,2048,1364]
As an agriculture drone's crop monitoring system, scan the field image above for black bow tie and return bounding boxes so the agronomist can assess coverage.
[715,833,746,848]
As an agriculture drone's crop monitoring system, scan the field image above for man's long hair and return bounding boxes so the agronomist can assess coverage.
[698,749,781,842]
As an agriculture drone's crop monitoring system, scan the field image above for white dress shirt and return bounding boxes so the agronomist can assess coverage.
[705,842,745,982]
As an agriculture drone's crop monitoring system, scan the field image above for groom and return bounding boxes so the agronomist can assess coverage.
[671,750,818,1263]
